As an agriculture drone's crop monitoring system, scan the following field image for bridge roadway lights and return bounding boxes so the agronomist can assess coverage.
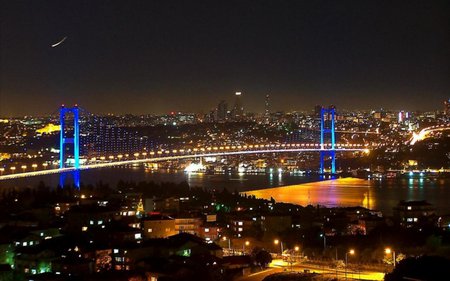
[0,147,367,180]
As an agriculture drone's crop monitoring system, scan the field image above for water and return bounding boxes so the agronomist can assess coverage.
[1,166,449,216]
[0,166,316,192]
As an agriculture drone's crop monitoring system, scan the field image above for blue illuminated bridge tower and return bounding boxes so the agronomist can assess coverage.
[319,106,336,175]
[59,105,80,187]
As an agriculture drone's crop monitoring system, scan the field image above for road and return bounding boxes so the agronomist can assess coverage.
[234,268,282,281]
[0,147,365,180]
[235,259,385,281]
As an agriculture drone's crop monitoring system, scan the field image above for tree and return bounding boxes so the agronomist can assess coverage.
[253,248,272,268]
[384,255,450,281]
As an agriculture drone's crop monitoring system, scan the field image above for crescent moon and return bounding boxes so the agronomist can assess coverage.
[51,36,67,48]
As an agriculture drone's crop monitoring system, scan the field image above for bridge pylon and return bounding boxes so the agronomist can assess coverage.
[59,104,80,187]
[320,106,336,175]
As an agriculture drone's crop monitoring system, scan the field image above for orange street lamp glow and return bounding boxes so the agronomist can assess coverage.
[385,248,396,267]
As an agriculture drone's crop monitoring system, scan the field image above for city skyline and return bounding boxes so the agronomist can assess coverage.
[1,1,449,116]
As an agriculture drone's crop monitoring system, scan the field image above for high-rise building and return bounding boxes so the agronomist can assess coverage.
[398,110,410,123]
[232,92,244,120]
[444,99,450,116]
[264,94,270,122]
[314,105,323,118]
[216,100,228,122]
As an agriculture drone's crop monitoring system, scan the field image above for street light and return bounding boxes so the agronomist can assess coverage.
[222,236,231,250]
[345,249,355,280]
[320,233,327,250]
[274,239,284,255]
[294,245,300,262]
[243,240,250,254]
[385,248,396,267]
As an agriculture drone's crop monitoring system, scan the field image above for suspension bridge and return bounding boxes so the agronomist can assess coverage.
[0,105,368,185]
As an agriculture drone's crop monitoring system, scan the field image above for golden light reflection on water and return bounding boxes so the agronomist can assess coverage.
[244,177,375,209]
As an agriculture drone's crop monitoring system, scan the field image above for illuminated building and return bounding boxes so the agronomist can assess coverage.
[81,116,154,157]
[232,92,244,120]
[264,94,270,122]
[445,99,450,115]
[216,100,228,122]
[143,215,178,238]
[393,200,436,228]
[174,216,202,235]
[398,111,410,123]
[36,123,60,134]
[198,224,221,241]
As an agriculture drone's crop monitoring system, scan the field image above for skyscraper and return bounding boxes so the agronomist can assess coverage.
[314,105,323,118]
[264,94,270,122]
[444,99,450,116]
[216,100,228,122]
[232,92,244,120]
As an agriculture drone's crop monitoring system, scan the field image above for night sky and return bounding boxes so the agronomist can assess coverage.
[1,1,449,116]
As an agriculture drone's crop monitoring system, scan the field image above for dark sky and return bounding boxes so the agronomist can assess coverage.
[1,1,449,116]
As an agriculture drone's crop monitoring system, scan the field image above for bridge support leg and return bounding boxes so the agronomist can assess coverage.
[59,170,80,189]
[320,151,325,175]
[330,150,336,175]
[59,172,66,188]
[73,169,80,188]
